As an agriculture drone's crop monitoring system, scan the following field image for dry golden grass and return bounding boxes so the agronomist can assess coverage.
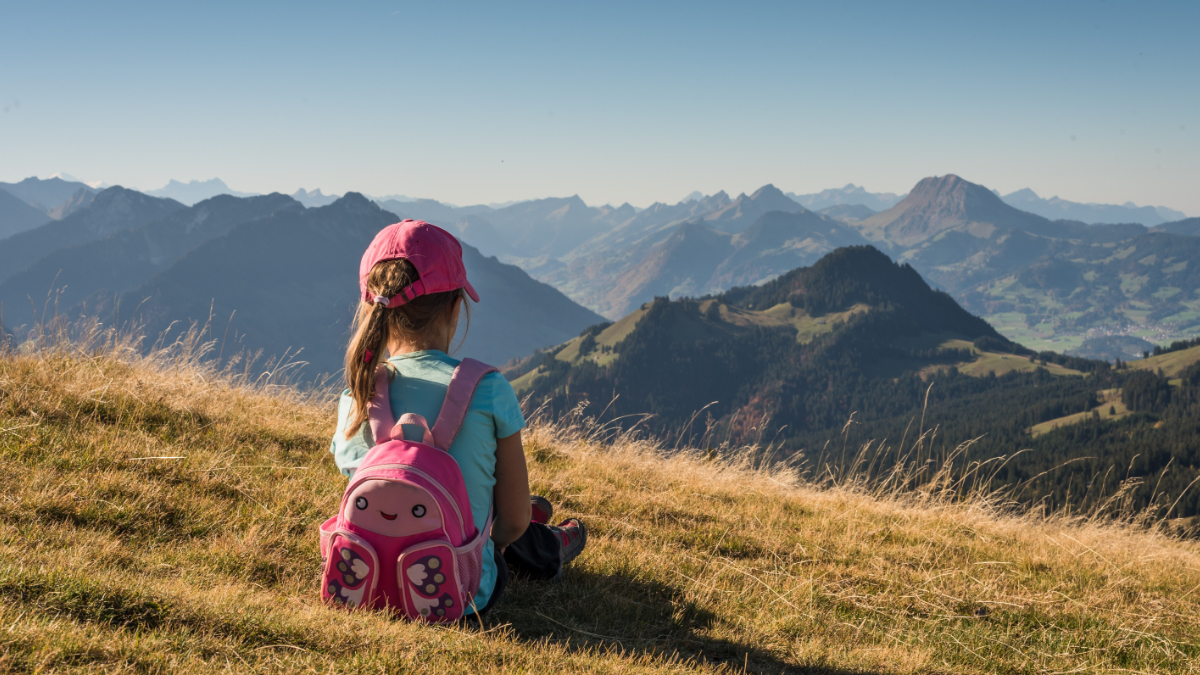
[3,329,1200,673]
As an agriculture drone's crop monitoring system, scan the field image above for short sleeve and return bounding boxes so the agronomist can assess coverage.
[487,373,526,439]
[330,389,372,477]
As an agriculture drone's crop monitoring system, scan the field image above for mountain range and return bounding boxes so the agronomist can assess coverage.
[0,190,603,376]
[999,188,1186,226]
[4,172,1197,355]
[146,178,257,205]
[0,187,186,288]
[0,176,97,213]
[119,195,604,374]
[467,174,1200,351]
[0,193,301,328]
[787,183,906,212]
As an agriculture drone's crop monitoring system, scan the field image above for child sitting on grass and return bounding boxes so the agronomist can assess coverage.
[329,219,586,615]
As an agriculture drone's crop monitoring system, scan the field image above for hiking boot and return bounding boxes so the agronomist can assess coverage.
[530,495,553,525]
[548,518,587,577]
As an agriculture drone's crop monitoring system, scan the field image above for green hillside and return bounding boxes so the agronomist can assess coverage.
[512,246,1075,438]
[1131,344,1200,376]
[511,246,1200,522]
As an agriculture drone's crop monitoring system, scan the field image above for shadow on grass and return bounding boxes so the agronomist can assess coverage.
[477,566,884,675]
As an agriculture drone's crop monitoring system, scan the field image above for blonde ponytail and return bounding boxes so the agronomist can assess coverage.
[343,259,470,438]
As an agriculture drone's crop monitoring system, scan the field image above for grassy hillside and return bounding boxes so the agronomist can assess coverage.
[1130,344,1200,377]
[4,340,1200,673]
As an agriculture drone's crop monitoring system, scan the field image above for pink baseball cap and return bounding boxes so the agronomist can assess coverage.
[359,220,479,308]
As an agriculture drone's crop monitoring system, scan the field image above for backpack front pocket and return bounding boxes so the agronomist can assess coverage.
[321,530,379,611]
[397,540,463,622]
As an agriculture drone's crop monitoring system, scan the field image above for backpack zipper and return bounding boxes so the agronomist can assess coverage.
[347,463,465,535]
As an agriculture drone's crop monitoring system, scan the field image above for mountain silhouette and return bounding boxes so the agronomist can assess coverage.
[0,194,299,331]
[1152,217,1200,237]
[0,189,50,240]
[147,178,257,205]
[787,184,905,212]
[0,176,96,213]
[701,184,806,233]
[0,187,184,286]
[291,188,339,208]
[121,194,604,376]
[855,174,1050,248]
[1001,187,1186,226]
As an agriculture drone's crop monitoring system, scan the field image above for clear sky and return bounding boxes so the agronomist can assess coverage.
[2,1,1197,214]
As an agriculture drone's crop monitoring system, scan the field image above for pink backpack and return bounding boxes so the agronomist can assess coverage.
[319,358,496,621]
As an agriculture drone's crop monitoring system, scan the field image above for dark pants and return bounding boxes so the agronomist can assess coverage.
[475,522,561,615]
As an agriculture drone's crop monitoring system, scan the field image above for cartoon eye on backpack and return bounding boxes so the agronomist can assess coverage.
[319,359,496,622]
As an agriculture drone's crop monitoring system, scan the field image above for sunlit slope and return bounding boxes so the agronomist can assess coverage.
[4,345,1200,673]
[514,299,1077,396]
[1130,344,1200,377]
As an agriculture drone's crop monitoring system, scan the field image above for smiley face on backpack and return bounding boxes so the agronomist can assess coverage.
[343,478,444,536]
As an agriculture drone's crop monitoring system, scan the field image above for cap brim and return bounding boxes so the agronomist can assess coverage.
[463,280,480,302]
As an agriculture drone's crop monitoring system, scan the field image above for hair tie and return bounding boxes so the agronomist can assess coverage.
[363,349,373,364]
[373,295,391,306]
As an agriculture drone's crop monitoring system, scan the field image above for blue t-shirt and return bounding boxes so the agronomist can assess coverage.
[329,350,526,612]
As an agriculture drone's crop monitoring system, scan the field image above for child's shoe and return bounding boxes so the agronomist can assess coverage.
[547,518,587,580]
[530,495,553,524]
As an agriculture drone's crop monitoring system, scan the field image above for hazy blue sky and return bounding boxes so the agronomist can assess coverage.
[2,1,1197,213]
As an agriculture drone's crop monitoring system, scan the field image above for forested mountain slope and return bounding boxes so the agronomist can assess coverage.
[511,246,1022,437]
[509,245,1200,520]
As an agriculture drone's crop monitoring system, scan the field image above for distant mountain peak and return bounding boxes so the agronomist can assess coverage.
[327,191,382,216]
[91,185,155,208]
[291,188,340,208]
[787,184,905,212]
[147,177,255,206]
[1005,187,1040,200]
[749,184,787,201]
[857,174,1045,248]
[165,177,229,189]
[910,174,968,192]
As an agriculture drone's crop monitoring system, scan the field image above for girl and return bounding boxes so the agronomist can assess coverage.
[329,219,586,615]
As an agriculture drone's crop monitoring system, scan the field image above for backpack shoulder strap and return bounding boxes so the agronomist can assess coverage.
[366,364,395,446]
[431,358,498,451]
